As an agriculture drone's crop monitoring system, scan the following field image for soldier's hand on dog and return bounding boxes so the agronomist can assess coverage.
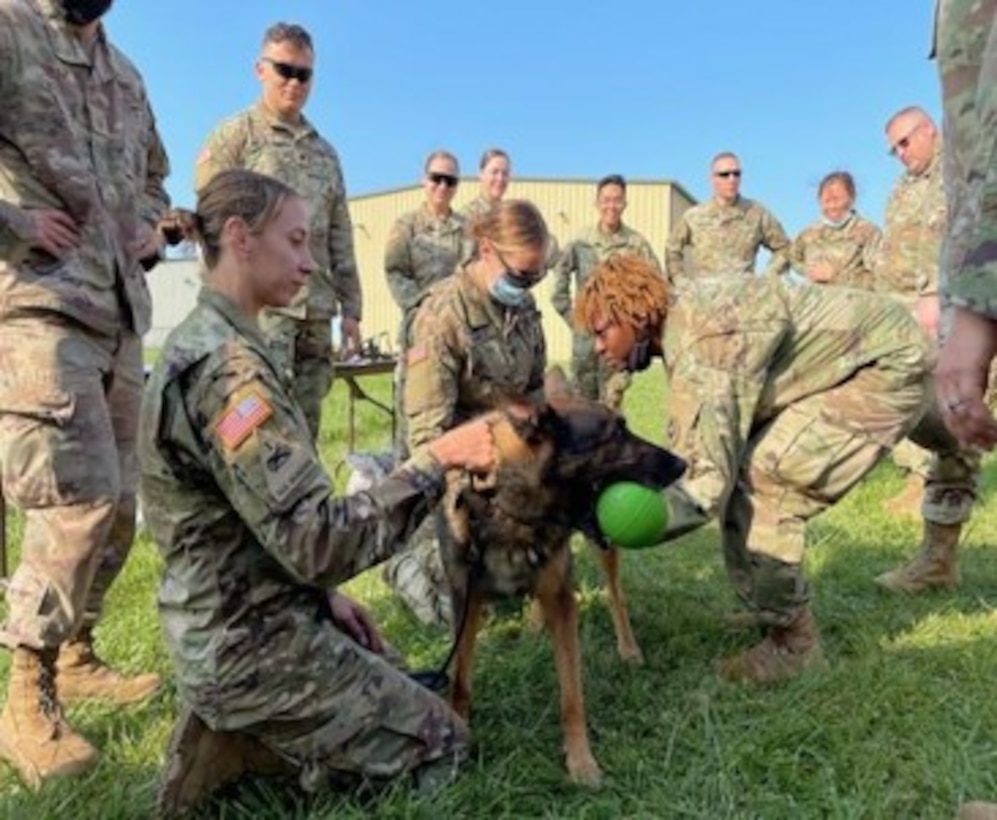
[328,591,385,654]
[427,418,496,475]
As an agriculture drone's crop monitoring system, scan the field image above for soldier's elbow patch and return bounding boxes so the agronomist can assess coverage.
[214,389,273,452]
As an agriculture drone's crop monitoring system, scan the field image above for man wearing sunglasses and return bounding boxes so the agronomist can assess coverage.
[871,105,981,595]
[665,152,790,284]
[551,174,660,409]
[195,22,363,441]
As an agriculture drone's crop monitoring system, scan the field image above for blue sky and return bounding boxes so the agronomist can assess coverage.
[108,1,940,239]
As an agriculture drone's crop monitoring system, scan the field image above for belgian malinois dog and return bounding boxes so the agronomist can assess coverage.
[440,371,685,786]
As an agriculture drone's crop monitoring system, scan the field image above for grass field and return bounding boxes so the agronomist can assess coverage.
[1,368,996,819]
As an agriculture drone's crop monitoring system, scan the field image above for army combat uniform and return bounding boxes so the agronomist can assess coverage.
[459,194,495,223]
[139,288,467,792]
[665,197,791,283]
[872,138,983,592]
[385,267,546,627]
[552,224,659,408]
[937,0,997,318]
[659,277,940,681]
[788,213,882,289]
[195,103,363,440]
[0,0,170,787]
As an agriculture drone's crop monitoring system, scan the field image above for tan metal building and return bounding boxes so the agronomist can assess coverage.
[350,177,696,364]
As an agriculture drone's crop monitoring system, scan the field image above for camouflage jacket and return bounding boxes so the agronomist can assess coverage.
[874,144,946,297]
[663,277,929,514]
[551,223,661,324]
[665,197,790,283]
[0,0,170,336]
[789,213,882,290]
[405,267,546,449]
[936,0,997,318]
[195,104,361,320]
[459,195,495,223]
[385,205,472,347]
[138,287,445,721]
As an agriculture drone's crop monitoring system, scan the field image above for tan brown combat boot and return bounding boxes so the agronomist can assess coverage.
[156,705,291,818]
[959,802,997,820]
[882,473,923,518]
[0,646,100,789]
[718,607,827,685]
[57,627,161,705]
[874,521,961,594]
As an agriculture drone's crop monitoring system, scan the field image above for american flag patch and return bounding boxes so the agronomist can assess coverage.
[214,390,273,451]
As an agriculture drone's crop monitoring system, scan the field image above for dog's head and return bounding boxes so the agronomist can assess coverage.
[450,369,685,557]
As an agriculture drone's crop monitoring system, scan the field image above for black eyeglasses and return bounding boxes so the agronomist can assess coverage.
[262,58,313,84]
[496,249,546,287]
[714,169,742,179]
[889,123,921,156]
[427,172,459,188]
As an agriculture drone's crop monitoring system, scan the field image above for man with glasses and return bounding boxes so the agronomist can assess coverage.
[872,105,980,595]
[195,22,363,441]
[552,174,660,409]
[665,152,790,284]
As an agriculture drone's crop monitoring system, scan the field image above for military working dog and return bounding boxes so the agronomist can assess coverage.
[439,373,685,786]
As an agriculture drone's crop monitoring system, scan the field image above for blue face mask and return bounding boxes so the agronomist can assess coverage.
[488,273,530,308]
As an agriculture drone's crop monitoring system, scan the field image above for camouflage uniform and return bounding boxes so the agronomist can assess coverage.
[386,267,547,627]
[195,103,362,440]
[788,213,882,289]
[665,197,791,283]
[385,204,472,461]
[459,195,495,223]
[552,224,660,408]
[138,287,467,789]
[0,0,170,651]
[661,278,931,624]
[936,0,997,317]
[875,141,985,513]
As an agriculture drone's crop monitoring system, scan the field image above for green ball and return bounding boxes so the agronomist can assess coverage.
[596,482,670,549]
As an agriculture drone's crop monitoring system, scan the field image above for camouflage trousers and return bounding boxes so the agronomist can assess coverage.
[0,311,143,650]
[666,363,929,626]
[183,613,468,791]
[259,311,334,442]
[570,332,631,411]
[383,515,452,628]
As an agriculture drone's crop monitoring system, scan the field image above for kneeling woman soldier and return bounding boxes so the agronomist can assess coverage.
[138,169,495,812]
[573,255,931,684]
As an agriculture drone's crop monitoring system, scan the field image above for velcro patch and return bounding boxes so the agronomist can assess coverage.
[215,390,273,451]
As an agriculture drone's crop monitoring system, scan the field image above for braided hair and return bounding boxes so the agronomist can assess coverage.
[573,254,669,334]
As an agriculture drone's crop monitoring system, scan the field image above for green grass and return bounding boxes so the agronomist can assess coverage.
[2,369,997,819]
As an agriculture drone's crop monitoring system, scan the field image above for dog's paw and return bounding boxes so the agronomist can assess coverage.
[567,753,603,789]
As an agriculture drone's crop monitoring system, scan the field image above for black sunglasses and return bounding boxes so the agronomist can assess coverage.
[714,169,742,179]
[496,249,546,287]
[262,58,313,84]
[427,172,459,188]
[889,123,921,156]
